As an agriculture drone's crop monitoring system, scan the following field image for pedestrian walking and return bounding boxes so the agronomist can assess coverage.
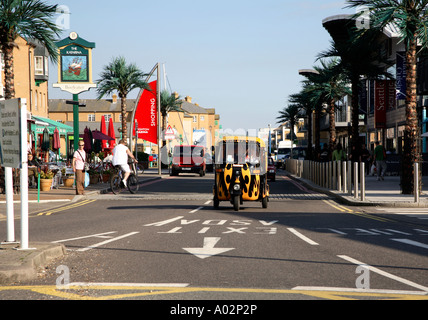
[332,143,346,161]
[73,141,86,195]
[360,144,371,175]
[374,141,387,181]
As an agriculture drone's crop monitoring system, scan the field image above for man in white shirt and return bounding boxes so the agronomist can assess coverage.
[112,140,137,187]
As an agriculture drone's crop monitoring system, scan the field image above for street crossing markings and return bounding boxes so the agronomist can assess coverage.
[36,199,97,216]
[391,239,428,250]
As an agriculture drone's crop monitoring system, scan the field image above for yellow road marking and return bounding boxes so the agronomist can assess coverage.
[323,200,393,223]
[36,199,96,216]
[0,285,426,300]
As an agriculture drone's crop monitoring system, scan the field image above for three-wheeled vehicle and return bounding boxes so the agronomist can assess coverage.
[213,136,269,211]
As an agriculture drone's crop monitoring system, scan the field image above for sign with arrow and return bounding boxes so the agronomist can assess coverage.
[183,237,235,259]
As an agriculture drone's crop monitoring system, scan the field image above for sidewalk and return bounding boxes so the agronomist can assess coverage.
[0,169,163,285]
[287,172,428,207]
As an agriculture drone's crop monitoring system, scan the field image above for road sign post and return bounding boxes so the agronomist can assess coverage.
[0,98,32,249]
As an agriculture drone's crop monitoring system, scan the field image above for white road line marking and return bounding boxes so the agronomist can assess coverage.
[385,229,412,236]
[52,231,118,243]
[189,206,204,213]
[338,255,428,292]
[144,216,184,226]
[287,228,319,245]
[391,239,428,250]
[77,232,139,252]
[204,200,212,205]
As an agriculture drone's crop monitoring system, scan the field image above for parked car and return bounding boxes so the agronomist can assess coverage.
[171,145,206,176]
[268,157,276,181]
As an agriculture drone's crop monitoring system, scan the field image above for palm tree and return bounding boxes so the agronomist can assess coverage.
[346,0,428,194]
[96,56,151,142]
[0,0,61,99]
[277,104,303,151]
[318,24,394,157]
[160,90,182,146]
[302,59,350,157]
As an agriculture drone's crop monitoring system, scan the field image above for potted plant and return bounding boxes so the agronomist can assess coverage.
[88,168,100,184]
[101,168,113,183]
[40,170,54,191]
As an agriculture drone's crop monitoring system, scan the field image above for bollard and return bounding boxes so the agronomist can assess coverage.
[347,161,352,195]
[360,162,365,201]
[342,161,347,193]
[354,162,358,199]
[414,162,419,203]
[337,161,342,192]
[333,161,337,190]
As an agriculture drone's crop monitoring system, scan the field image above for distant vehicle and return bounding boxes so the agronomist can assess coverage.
[268,157,276,181]
[171,145,206,176]
[205,152,214,172]
[281,147,307,169]
[276,141,296,168]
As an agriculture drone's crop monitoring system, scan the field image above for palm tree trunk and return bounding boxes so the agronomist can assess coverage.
[306,107,313,160]
[162,112,167,147]
[314,106,321,159]
[401,38,420,194]
[3,44,15,99]
[120,96,127,142]
[329,99,336,158]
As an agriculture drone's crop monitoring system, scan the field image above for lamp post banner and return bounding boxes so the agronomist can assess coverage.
[135,80,158,144]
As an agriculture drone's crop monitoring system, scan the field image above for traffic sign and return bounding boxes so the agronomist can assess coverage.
[164,125,175,140]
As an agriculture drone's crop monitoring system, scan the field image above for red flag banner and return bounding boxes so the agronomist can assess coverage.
[374,80,396,129]
[135,80,158,144]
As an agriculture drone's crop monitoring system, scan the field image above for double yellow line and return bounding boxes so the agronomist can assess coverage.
[323,200,393,223]
[36,199,96,216]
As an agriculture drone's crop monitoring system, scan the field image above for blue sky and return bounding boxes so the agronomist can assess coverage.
[48,0,355,132]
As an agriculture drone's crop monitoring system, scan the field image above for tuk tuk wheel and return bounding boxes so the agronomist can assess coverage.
[233,196,240,211]
[213,197,219,209]
[262,196,268,208]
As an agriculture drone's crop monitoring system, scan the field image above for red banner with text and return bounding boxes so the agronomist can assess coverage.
[134,81,158,144]
[374,80,395,129]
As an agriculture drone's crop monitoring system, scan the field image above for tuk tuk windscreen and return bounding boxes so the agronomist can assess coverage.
[216,140,261,165]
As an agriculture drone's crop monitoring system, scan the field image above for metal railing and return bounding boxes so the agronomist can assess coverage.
[284,159,421,203]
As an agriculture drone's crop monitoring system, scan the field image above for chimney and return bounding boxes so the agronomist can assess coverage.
[112,94,118,103]
[185,96,192,103]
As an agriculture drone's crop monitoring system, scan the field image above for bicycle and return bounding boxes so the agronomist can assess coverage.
[110,162,139,194]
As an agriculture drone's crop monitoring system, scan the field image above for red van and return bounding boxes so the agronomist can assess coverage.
[171,145,206,176]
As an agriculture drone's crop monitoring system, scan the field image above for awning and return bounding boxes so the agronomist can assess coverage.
[31,116,73,135]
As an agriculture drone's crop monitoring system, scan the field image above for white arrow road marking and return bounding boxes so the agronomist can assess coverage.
[183,237,235,259]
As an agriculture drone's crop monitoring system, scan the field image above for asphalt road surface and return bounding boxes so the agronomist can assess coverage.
[1,170,428,308]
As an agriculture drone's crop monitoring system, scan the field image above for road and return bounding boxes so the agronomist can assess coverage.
[1,169,428,306]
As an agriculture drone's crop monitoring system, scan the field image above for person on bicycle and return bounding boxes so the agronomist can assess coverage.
[112,139,137,187]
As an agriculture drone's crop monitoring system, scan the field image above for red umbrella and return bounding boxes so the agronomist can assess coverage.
[108,118,116,148]
[100,116,108,149]
[53,127,60,150]
[92,129,114,141]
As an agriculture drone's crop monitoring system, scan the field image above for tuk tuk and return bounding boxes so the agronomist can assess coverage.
[213,136,269,211]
